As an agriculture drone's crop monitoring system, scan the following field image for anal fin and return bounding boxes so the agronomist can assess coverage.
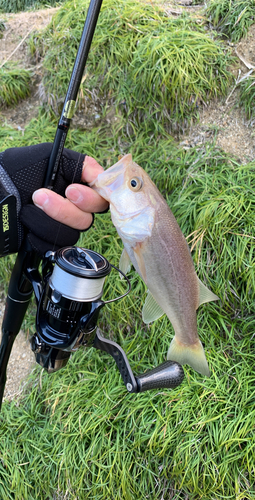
[198,278,219,308]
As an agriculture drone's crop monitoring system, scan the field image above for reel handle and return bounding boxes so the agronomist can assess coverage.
[94,330,184,393]
[135,361,184,392]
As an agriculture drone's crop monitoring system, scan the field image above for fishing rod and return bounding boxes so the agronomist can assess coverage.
[0,0,184,411]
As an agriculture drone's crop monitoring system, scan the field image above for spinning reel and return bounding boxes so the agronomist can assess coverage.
[28,246,184,393]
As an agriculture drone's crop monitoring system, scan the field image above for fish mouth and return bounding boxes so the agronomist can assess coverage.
[89,154,131,198]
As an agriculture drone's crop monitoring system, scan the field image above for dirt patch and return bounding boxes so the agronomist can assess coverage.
[0,7,59,128]
[0,8,59,64]
[178,24,255,163]
[234,23,255,74]
[0,85,44,130]
[179,94,255,163]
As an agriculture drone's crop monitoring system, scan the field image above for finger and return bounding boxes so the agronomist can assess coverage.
[32,189,93,230]
[65,184,108,213]
[82,155,104,183]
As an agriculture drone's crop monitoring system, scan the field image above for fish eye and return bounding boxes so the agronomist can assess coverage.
[129,177,143,192]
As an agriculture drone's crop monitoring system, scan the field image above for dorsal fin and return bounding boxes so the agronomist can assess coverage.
[119,153,133,166]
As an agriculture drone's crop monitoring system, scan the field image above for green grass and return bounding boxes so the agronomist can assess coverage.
[239,74,255,119]
[0,114,254,499]
[0,63,32,107]
[0,0,64,13]
[28,0,234,129]
[206,0,255,42]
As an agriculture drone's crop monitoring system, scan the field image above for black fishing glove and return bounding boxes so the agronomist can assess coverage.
[0,143,87,257]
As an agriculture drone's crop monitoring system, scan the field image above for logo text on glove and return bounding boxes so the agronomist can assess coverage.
[2,204,9,232]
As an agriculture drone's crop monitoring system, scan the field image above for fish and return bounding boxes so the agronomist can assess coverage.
[90,154,219,376]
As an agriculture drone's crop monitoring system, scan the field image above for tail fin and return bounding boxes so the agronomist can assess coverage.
[167,336,210,377]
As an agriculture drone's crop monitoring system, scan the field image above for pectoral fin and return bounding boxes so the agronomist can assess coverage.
[198,278,219,308]
[119,249,132,279]
[142,291,165,324]
[167,336,210,377]
[134,244,147,283]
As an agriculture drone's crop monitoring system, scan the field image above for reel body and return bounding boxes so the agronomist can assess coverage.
[29,246,184,391]
[31,247,110,372]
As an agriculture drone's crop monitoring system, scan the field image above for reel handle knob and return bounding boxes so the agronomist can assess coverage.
[135,361,184,392]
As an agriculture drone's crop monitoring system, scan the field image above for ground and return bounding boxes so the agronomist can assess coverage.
[0,3,254,401]
[180,23,255,163]
[0,293,36,401]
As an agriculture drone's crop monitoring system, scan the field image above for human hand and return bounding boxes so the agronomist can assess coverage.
[0,143,108,257]
[32,155,108,230]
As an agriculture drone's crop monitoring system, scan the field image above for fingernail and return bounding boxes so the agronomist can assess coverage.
[66,186,83,203]
[32,190,49,208]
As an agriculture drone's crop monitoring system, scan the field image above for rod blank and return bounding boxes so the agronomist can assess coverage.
[44,0,103,189]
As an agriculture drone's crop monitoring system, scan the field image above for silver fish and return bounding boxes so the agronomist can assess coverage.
[90,154,219,376]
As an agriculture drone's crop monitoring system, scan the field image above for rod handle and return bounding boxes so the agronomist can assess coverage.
[135,361,184,392]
